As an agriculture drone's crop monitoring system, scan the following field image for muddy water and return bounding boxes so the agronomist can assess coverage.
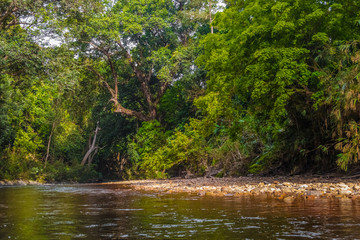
[0,184,360,239]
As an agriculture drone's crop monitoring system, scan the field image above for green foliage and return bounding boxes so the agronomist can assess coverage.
[144,126,210,178]
[127,121,171,178]
[0,74,14,149]
[3,0,360,182]
[127,118,213,179]
[0,147,40,180]
[52,115,85,163]
[335,122,360,171]
[0,1,93,181]
[248,150,277,174]
[197,0,360,173]
[42,162,100,183]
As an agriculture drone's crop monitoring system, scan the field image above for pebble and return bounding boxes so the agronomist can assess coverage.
[99,177,360,200]
[283,196,296,203]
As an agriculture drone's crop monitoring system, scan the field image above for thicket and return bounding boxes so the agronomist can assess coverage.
[1,0,360,181]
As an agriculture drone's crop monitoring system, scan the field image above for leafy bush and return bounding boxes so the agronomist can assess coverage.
[41,161,100,183]
[128,120,210,178]
[127,121,171,178]
[335,122,360,171]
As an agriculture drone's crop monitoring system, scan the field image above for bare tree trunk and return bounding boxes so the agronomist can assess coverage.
[87,147,98,166]
[120,156,127,172]
[44,120,56,165]
[81,122,100,166]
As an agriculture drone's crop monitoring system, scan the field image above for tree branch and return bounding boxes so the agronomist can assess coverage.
[86,65,116,98]
[154,80,170,106]
[0,2,17,29]
[86,62,148,121]
[111,98,149,121]
[107,57,118,98]
[116,39,154,111]
[88,41,111,57]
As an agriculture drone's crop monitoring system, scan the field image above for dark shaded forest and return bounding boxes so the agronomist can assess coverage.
[1,0,360,182]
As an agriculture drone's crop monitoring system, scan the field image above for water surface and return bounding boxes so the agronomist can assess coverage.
[0,184,360,239]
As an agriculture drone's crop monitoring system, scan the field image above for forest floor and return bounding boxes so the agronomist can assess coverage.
[102,176,360,202]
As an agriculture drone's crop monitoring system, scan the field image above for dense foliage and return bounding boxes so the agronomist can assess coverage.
[1,0,360,181]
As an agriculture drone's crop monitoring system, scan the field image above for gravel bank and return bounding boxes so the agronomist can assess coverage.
[104,176,360,201]
[0,180,43,186]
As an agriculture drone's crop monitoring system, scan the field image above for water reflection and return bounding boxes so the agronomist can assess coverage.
[0,184,359,239]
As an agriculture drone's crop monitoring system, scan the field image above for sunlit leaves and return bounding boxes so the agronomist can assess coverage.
[195,0,360,172]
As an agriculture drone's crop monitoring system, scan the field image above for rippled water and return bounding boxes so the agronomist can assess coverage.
[0,184,360,239]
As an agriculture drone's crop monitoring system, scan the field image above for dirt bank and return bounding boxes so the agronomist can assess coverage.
[103,176,360,201]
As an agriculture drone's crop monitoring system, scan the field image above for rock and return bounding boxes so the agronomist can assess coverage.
[18,180,28,185]
[224,193,234,197]
[338,183,350,190]
[281,188,291,194]
[119,177,360,200]
[283,196,296,204]
[198,191,206,196]
[306,195,316,200]
[278,193,287,200]
[340,190,352,195]
[28,180,40,185]
[305,190,322,196]
[283,182,292,187]
[4,181,14,185]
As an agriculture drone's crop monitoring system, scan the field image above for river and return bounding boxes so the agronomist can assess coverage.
[0,183,360,239]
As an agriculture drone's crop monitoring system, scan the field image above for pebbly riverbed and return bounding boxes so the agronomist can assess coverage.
[2,176,360,201]
[103,176,360,202]
[0,180,43,186]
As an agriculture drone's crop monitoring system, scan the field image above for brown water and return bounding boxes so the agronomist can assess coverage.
[0,184,360,239]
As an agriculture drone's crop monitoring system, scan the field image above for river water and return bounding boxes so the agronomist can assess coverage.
[0,184,360,239]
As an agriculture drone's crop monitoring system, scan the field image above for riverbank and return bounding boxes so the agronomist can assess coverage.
[3,176,360,201]
[104,176,360,201]
[0,180,44,186]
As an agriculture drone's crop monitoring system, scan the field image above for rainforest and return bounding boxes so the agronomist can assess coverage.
[2,0,360,182]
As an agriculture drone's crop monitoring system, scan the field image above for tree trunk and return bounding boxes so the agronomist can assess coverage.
[44,120,56,165]
[87,147,98,166]
[81,122,100,166]
[87,41,171,122]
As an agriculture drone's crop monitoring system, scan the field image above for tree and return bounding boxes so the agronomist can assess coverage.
[197,0,360,172]
[51,0,214,121]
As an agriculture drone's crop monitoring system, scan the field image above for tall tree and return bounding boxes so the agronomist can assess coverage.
[197,0,360,172]
[51,0,213,121]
